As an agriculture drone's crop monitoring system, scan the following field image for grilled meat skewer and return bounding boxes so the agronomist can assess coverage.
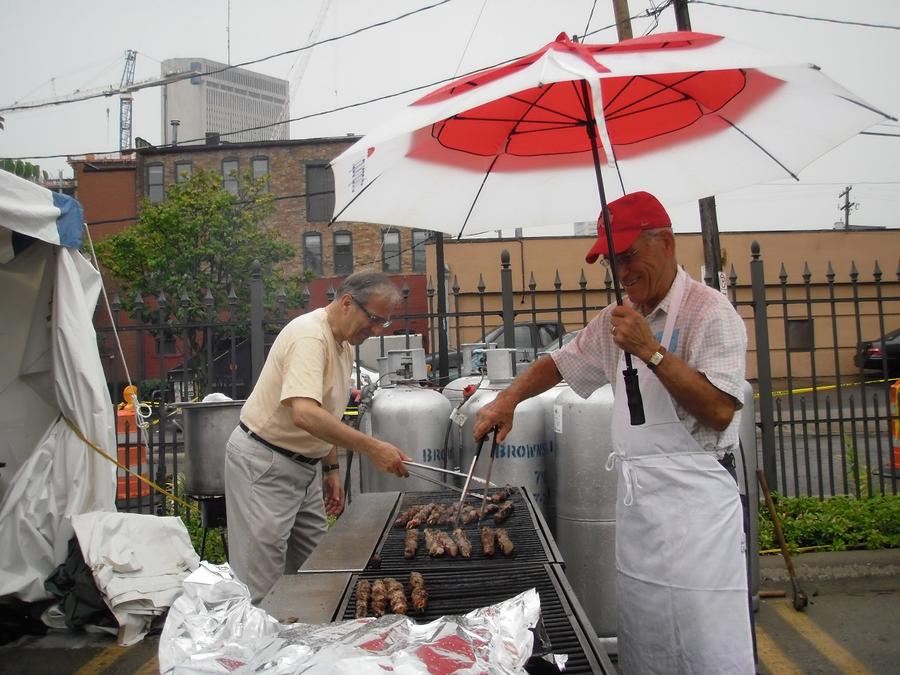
[409,572,428,614]
[384,577,408,615]
[355,579,370,618]
[493,500,514,524]
[451,528,472,558]
[490,485,515,503]
[394,505,423,528]
[407,503,436,529]
[423,528,446,557]
[370,579,387,617]
[496,528,515,555]
[437,530,459,557]
[404,528,419,560]
[481,526,496,557]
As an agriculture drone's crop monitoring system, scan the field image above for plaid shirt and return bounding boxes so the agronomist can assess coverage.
[551,267,747,454]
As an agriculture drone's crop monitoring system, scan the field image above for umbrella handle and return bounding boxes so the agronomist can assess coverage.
[622,365,645,425]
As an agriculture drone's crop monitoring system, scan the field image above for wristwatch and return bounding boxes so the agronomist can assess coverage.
[322,463,340,473]
[646,346,666,371]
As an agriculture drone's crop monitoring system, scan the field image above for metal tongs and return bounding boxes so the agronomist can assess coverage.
[453,427,499,528]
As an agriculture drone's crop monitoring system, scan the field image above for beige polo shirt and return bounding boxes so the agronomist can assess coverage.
[240,308,352,458]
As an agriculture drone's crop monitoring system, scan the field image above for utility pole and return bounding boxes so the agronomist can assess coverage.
[838,185,857,229]
[611,0,633,40]
[673,0,725,293]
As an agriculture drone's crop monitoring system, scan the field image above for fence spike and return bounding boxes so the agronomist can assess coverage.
[554,271,561,288]
[872,260,882,280]
[779,262,788,283]
[477,274,485,293]
[402,279,410,295]
[203,288,214,312]
[803,262,811,282]
[110,293,122,312]
[427,276,434,294]
[729,264,737,287]
[529,272,536,290]
[157,291,167,309]
[850,261,858,279]
[826,261,835,281]
[579,270,587,289]
[228,286,238,304]
[452,275,460,293]
[133,292,144,311]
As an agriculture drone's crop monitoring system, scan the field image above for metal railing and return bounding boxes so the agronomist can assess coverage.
[100,242,899,513]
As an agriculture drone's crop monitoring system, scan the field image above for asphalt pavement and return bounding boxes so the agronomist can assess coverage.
[1,549,898,674]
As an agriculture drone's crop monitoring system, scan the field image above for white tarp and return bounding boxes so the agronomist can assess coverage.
[0,169,116,601]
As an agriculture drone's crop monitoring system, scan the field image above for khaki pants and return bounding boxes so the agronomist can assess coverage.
[224,426,328,603]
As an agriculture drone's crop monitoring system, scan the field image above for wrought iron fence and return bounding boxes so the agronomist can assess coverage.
[101,242,899,515]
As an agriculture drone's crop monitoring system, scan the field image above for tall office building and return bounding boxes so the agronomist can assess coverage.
[160,58,289,145]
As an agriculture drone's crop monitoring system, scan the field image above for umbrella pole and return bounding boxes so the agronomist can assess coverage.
[580,80,645,425]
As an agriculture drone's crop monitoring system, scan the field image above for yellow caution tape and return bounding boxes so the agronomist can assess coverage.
[760,376,898,400]
[63,415,198,513]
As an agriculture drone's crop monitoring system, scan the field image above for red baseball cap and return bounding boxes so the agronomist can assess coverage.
[585,191,671,264]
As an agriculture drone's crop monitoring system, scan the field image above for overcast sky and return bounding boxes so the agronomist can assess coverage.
[1,0,898,235]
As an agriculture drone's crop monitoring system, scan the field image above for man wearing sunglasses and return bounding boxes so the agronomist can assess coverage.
[474,192,753,674]
[225,269,411,603]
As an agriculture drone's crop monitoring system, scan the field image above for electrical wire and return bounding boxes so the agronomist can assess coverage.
[688,0,900,30]
[1,0,457,114]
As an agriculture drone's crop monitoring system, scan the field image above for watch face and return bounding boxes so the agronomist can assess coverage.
[649,351,664,367]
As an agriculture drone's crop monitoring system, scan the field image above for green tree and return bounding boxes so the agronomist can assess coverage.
[95,168,310,379]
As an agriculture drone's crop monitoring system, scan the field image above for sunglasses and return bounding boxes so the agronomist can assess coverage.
[599,241,644,268]
[350,295,392,328]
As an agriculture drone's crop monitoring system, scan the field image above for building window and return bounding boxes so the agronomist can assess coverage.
[333,231,353,276]
[251,156,269,189]
[174,161,192,183]
[305,162,334,222]
[147,163,164,203]
[382,229,401,273]
[222,158,239,195]
[412,230,431,272]
[303,231,323,276]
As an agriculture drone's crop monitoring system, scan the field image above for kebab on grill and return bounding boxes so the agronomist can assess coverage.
[404,528,419,560]
[437,530,459,558]
[384,577,408,615]
[490,484,515,503]
[439,502,460,525]
[408,571,428,614]
[355,579,371,618]
[460,505,481,524]
[370,579,387,617]
[423,528,446,557]
[493,500,514,524]
[480,502,500,519]
[451,528,472,558]
[394,504,423,528]
[496,528,515,556]
[426,504,446,525]
[481,526,496,557]
[407,503,436,529]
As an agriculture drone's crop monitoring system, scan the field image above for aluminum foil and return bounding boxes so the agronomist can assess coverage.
[159,563,555,674]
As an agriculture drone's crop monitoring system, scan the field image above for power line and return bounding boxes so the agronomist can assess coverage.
[1,0,456,114]
[688,1,900,30]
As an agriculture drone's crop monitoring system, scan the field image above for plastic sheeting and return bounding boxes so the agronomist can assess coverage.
[160,563,547,674]
[72,511,200,645]
[0,170,116,601]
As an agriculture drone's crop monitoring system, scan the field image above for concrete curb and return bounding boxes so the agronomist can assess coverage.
[759,548,900,582]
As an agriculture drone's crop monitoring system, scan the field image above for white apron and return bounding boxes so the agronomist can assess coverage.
[607,275,754,674]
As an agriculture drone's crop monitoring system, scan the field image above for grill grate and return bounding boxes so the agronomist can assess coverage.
[337,564,608,674]
[372,488,558,572]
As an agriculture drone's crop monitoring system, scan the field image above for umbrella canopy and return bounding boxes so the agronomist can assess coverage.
[332,31,892,237]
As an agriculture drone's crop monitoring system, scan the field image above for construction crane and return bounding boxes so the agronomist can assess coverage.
[271,0,331,140]
[119,50,137,151]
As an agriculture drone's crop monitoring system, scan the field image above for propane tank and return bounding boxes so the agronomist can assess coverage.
[459,349,552,511]
[360,349,452,493]
[552,384,617,638]
[442,342,495,404]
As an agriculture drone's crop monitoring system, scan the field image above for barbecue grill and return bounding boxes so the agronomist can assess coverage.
[262,488,614,674]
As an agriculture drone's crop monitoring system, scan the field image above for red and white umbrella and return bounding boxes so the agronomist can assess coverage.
[332,31,892,237]
[331,30,892,423]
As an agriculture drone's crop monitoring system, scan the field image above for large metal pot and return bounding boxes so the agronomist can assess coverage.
[180,400,244,496]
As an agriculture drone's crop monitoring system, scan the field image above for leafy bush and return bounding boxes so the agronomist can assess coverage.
[758,493,900,553]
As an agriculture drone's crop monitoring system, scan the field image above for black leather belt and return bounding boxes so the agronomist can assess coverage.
[239,422,320,466]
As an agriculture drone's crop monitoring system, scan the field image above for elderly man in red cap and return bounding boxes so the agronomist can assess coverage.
[475,191,753,674]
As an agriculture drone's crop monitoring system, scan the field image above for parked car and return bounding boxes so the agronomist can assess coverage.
[426,320,567,379]
[539,329,581,354]
[854,328,900,377]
